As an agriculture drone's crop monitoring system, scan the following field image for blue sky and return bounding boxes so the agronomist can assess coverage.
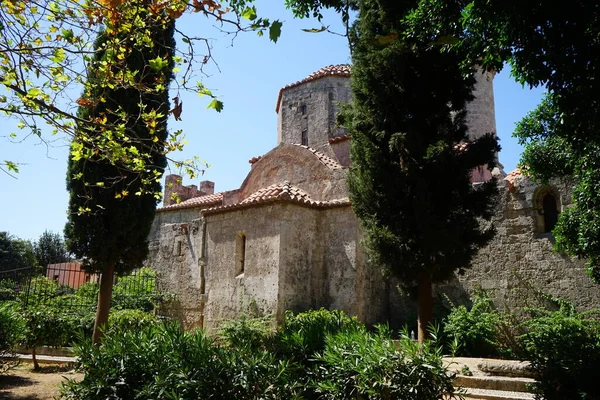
[0,2,544,241]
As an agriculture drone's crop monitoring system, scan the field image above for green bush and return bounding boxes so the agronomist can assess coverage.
[0,279,18,301]
[273,308,362,363]
[218,314,274,350]
[0,302,26,373]
[315,326,456,399]
[443,289,517,358]
[107,309,158,333]
[61,323,296,400]
[62,309,458,400]
[521,300,600,400]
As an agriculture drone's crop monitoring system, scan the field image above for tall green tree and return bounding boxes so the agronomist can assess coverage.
[65,10,176,343]
[34,230,70,272]
[0,232,36,273]
[408,0,600,282]
[341,0,499,342]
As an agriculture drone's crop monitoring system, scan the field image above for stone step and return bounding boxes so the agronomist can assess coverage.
[462,387,535,400]
[455,375,536,393]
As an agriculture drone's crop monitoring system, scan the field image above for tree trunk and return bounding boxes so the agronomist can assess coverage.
[417,273,433,343]
[92,264,115,344]
[31,346,39,370]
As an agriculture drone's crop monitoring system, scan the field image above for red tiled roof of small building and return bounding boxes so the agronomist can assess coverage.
[202,181,350,215]
[329,134,350,144]
[249,156,262,164]
[275,64,351,113]
[159,192,223,211]
[292,144,344,170]
[504,168,523,190]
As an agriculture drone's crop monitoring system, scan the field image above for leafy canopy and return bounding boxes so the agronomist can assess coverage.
[0,0,282,181]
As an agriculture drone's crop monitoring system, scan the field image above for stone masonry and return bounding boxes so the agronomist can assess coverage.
[147,65,600,331]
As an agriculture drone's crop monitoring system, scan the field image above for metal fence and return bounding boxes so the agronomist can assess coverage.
[0,267,32,302]
[0,264,159,312]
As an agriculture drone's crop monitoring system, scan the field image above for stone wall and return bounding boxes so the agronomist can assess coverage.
[442,178,600,314]
[148,217,205,330]
[203,206,282,330]
[277,76,351,147]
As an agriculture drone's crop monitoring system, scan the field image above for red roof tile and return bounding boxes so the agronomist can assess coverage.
[158,192,223,212]
[504,168,523,190]
[329,134,350,144]
[293,144,344,170]
[202,182,350,215]
[276,65,351,113]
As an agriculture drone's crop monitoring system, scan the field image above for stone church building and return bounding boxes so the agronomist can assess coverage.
[147,65,600,331]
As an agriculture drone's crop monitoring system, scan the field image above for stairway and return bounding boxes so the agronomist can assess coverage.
[444,357,536,400]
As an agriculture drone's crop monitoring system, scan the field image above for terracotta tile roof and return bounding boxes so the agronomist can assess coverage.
[293,144,344,170]
[240,181,311,204]
[504,168,523,190]
[276,64,351,113]
[158,192,223,212]
[202,181,350,215]
[329,134,351,144]
[249,156,262,164]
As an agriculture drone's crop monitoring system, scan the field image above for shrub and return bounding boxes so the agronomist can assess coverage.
[314,326,457,400]
[521,300,600,400]
[0,302,26,373]
[443,289,517,358]
[61,323,296,400]
[61,309,458,400]
[218,314,274,350]
[107,309,158,333]
[273,308,362,363]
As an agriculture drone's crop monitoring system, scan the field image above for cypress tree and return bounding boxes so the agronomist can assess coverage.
[343,0,499,342]
[65,15,175,343]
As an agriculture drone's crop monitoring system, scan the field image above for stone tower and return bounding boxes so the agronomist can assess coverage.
[465,69,497,141]
[276,65,352,148]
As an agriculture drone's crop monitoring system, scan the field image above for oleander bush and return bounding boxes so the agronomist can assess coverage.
[61,309,460,400]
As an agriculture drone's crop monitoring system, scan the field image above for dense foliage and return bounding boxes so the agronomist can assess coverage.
[33,230,70,272]
[64,15,175,341]
[444,290,600,399]
[342,0,499,340]
[0,232,36,272]
[443,290,518,359]
[521,300,600,400]
[0,302,26,373]
[61,309,459,400]
[1,0,282,178]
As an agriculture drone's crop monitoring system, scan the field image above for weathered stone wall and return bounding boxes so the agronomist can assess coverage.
[277,76,351,147]
[438,178,600,314]
[203,206,282,330]
[147,217,205,330]
[277,205,322,315]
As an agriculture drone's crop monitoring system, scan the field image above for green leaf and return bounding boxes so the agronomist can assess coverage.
[241,6,257,21]
[4,161,19,173]
[269,20,283,43]
[207,99,224,113]
[149,56,168,71]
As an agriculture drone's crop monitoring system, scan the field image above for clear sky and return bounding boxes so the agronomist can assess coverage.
[0,2,544,242]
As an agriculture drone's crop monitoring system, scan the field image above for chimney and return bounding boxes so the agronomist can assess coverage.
[200,180,215,195]
[163,174,182,207]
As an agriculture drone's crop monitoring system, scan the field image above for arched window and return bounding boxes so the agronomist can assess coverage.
[542,193,559,233]
[533,187,561,235]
